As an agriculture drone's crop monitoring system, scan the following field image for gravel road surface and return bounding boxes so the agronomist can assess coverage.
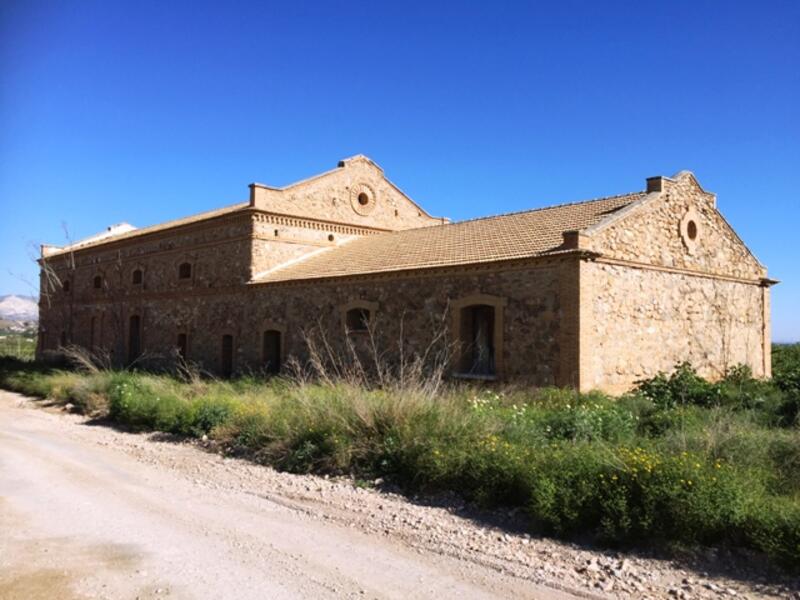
[0,391,796,600]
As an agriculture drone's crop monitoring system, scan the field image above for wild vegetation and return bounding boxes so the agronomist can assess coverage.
[0,330,37,360]
[1,344,799,566]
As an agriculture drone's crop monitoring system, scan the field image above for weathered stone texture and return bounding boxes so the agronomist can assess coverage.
[37,160,772,393]
[93,261,569,387]
[591,173,765,279]
[584,262,767,393]
[250,155,442,231]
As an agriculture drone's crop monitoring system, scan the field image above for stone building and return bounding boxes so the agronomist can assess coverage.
[37,155,775,393]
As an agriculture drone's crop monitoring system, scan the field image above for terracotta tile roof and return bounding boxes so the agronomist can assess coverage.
[255,192,645,283]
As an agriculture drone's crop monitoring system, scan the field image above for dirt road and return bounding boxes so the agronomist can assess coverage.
[1,390,796,600]
[0,391,579,600]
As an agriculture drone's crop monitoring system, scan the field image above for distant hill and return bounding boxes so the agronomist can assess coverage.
[0,295,38,322]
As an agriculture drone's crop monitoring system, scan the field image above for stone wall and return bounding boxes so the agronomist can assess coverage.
[589,172,765,280]
[37,212,253,359]
[250,213,368,277]
[43,258,579,388]
[37,166,771,394]
[581,261,768,393]
[250,155,443,231]
[579,172,770,392]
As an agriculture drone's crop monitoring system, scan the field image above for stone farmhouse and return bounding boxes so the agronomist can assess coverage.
[37,155,775,393]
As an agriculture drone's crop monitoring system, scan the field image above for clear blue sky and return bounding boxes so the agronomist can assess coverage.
[1,1,798,341]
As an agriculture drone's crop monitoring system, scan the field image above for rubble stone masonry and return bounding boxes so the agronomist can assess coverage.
[37,159,773,393]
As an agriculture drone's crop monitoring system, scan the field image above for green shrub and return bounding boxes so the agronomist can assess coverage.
[108,374,186,432]
[742,496,800,564]
[527,445,750,545]
[636,363,721,409]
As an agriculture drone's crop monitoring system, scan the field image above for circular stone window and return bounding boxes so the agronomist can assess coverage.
[350,183,377,216]
[687,220,698,241]
[680,208,701,254]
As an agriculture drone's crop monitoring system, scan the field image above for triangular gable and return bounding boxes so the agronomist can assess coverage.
[582,171,766,281]
[249,155,445,231]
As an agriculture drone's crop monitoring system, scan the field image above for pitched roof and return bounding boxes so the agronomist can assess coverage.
[44,203,250,257]
[255,192,645,283]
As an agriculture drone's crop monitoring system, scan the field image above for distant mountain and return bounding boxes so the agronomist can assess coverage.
[0,295,38,322]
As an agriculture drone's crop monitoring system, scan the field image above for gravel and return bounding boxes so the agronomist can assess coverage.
[2,390,798,599]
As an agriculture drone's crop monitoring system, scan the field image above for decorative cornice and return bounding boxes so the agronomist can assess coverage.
[251,210,385,236]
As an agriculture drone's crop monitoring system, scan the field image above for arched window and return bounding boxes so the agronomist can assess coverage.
[452,294,507,379]
[132,269,143,285]
[262,330,282,374]
[178,262,192,280]
[93,275,102,289]
[62,280,71,293]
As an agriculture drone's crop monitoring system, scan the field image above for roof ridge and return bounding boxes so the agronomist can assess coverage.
[444,190,644,227]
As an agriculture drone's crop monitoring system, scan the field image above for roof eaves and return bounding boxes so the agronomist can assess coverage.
[43,202,250,258]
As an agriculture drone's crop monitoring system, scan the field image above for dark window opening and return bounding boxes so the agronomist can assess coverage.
[328,234,335,242]
[221,334,234,378]
[93,275,102,289]
[177,333,188,361]
[262,330,282,375]
[687,220,698,240]
[59,331,67,348]
[132,269,143,285]
[357,192,369,206]
[458,305,496,376]
[62,280,70,293]
[178,262,192,279]
[345,307,371,332]
[128,315,142,364]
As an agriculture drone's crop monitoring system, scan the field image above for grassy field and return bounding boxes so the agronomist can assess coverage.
[1,345,798,566]
[0,331,37,360]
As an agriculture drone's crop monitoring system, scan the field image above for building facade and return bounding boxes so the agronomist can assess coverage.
[37,156,775,393]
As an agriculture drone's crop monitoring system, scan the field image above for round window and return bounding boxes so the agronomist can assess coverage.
[687,220,698,240]
[350,183,377,215]
[680,209,701,254]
